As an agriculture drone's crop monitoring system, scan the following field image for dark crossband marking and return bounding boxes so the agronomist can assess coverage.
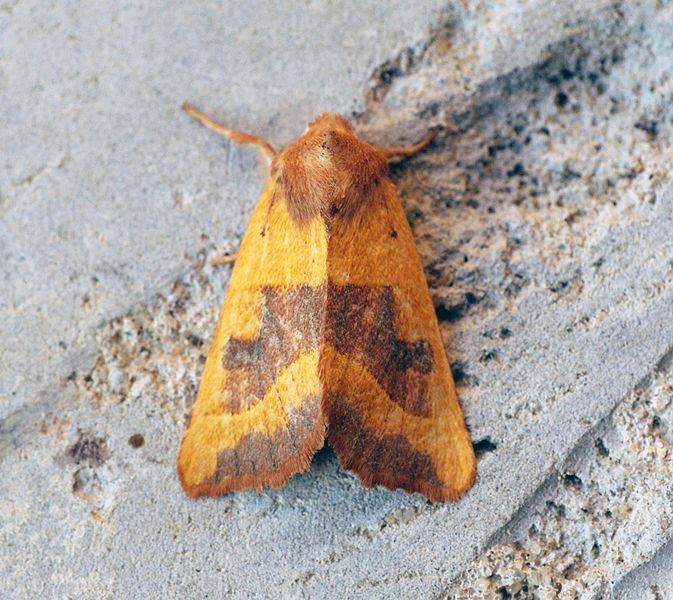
[326,393,443,495]
[221,285,324,412]
[212,395,322,486]
[325,284,433,416]
[221,284,433,417]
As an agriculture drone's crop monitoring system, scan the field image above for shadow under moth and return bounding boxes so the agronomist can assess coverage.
[177,103,476,502]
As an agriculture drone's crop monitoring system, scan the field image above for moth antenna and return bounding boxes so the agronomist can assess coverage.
[182,102,276,160]
[377,129,437,160]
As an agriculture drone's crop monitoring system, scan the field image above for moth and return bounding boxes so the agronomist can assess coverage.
[177,103,476,502]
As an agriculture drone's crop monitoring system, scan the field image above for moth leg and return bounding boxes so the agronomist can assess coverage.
[182,102,276,160]
[210,253,237,267]
[377,129,437,160]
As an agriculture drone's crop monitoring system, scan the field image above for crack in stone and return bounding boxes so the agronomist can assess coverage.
[447,339,673,598]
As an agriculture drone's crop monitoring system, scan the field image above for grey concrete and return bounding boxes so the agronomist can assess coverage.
[451,353,673,598]
[0,0,446,416]
[2,1,673,599]
[613,537,673,600]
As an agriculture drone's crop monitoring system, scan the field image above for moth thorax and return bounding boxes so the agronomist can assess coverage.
[272,118,388,223]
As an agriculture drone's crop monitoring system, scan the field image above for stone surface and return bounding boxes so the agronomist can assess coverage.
[2,1,673,598]
[449,360,673,598]
[0,0,446,417]
[614,536,673,599]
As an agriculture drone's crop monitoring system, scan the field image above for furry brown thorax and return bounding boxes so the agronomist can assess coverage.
[271,113,389,223]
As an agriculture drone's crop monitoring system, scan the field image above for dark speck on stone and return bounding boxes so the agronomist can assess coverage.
[507,162,527,177]
[128,433,145,448]
[563,472,583,487]
[66,433,110,467]
[473,437,498,456]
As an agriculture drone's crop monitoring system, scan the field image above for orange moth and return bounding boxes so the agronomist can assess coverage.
[177,103,476,502]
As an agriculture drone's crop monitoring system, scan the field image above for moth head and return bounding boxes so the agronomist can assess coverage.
[303,113,354,136]
[272,114,388,223]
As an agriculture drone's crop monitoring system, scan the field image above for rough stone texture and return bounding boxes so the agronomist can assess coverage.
[614,536,673,599]
[1,1,673,599]
[449,361,673,598]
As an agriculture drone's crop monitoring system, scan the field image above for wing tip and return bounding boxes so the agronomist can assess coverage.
[176,421,326,499]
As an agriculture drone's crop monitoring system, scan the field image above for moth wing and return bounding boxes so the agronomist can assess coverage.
[322,180,476,501]
[177,181,328,497]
